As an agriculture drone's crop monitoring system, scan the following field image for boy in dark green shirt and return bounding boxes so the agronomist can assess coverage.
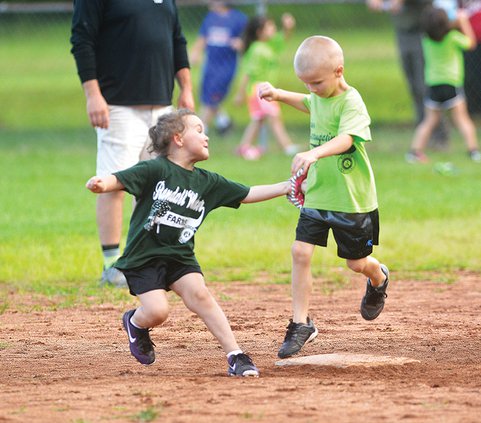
[86,109,290,377]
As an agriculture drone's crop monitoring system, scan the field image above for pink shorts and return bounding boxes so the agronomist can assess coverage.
[248,84,281,120]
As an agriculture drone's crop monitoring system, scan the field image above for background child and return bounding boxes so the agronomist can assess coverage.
[406,7,481,163]
[86,109,291,376]
[235,13,300,160]
[190,0,247,135]
[258,36,389,359]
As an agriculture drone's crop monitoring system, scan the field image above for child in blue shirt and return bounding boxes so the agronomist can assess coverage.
[190,0,247,134]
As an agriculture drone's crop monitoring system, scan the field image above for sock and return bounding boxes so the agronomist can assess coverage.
[128,310,147,330]
[130,317,144,329]
[102,244,120,268]
[226,349,243,358]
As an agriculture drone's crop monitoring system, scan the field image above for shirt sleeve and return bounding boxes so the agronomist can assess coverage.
[207,173,250,210]
[233,11,248,37]
[339,94,372,143]
[114,160,154,199]
[70,0,103,83]
[451,30,471,51]
[172,1,190,72]
[199,14,209,37]
[303,94,312,112]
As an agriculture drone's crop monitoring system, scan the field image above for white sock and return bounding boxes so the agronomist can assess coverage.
[129,311,145,329]
[226,349,243,358]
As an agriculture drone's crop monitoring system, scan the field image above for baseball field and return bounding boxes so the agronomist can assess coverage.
[2,272,481,422]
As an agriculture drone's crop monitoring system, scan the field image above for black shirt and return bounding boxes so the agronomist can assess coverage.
[114,157,250,270]
[70,0,190,105]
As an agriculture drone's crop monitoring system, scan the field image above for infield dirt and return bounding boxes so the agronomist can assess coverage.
[1,271,481,422]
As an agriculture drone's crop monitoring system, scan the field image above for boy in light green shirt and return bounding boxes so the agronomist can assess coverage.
[259,36,389,358]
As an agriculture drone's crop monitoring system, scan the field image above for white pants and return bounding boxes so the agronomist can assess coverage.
[96,105,172,176]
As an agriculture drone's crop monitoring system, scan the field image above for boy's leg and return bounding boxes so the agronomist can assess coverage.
[135,289,170,327]
[291,241,316,323]
[171,273,259,376]
[278,241,318,359]
[122,289,169,366]
[346,256,385,286]
[346,257,389,321]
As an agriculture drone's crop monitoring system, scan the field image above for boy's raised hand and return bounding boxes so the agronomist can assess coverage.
[257,82,278,102]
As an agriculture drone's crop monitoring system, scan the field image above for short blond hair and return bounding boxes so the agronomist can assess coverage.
[294,36,344,75]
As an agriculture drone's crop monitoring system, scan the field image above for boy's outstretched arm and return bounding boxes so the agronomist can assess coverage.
[241,181,290,204]
[257,82,308,113]
[86,175,125,193]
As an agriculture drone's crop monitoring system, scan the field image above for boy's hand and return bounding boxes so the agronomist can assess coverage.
[86,176,106,193]
[287,168,307,208]
[257,82,278,102]
[291,150,318,175]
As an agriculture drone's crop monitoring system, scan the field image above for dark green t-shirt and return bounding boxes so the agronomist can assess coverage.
[114,157,250,270]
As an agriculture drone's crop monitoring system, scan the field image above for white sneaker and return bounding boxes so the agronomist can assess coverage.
[469,150,481,162]
[101,266,127,288]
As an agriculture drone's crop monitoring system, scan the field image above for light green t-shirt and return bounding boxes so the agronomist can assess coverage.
[423,30,471,87]
[302,87,378,213]
[114,157,250,270]
[241,33,285,94]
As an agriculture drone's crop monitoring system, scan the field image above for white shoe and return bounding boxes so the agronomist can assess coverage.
[100,266,127,288]
[469,150,481,162]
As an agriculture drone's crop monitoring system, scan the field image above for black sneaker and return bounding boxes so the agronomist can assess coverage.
[227,353,259,377]
[277,317,318,359]
[360,264,389,321]
[122,310,156,366]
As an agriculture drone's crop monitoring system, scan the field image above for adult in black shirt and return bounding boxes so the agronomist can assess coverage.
[71,0,195,287]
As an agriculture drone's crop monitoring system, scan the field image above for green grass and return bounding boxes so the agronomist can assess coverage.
[0,8,479,303]
[0,8,408,130]
[0,124,480,301]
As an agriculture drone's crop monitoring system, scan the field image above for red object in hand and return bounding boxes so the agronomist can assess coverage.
[286,168,307,209]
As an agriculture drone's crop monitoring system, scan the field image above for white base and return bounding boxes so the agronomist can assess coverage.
[275,353,420,368]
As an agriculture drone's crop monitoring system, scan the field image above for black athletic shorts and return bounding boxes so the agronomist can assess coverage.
[119,260,203,296]
[295,208,379,260]
[425,84,464,110]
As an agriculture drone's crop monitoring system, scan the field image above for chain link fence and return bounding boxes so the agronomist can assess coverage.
[1,1,481,129]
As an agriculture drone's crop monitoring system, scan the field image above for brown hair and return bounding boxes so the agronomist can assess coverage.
[242,15,269,53]
[148,109,196,157]
[421,7,451,42]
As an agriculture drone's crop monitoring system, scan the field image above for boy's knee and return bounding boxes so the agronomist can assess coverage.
[346,258,366,274]
[291,242,312,264]
[145,306,169,326]
[185,286,214,308]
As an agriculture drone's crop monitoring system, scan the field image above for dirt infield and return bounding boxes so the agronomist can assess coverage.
[1,272,481,423]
